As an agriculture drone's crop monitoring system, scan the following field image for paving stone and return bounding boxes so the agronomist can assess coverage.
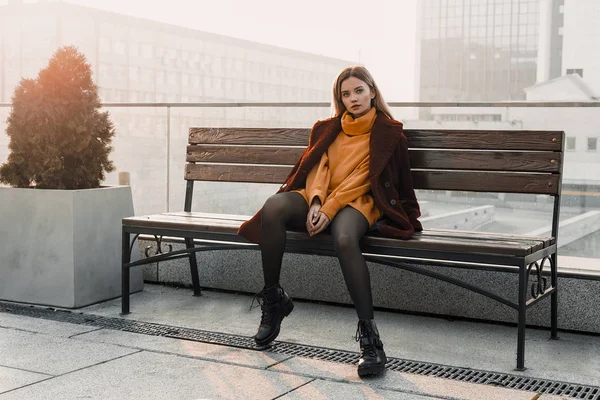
[0,313,98,338]
[0,350,310,400]
[0,366,51,394]
[279,379,438,400]
[0,327,138,375]
[270,357,548,400]
[74,328,291,369]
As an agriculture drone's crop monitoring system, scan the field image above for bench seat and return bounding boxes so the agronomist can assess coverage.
[125,212,555,259]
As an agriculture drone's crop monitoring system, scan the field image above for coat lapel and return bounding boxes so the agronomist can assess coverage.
[369,112,401,179]
[287,117,341,189]
[305,117,341,164]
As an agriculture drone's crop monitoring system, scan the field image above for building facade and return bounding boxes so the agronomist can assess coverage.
[0,1,352,214]
[561,0,600,94]
[0,1,350,124]
[417,0,563,103]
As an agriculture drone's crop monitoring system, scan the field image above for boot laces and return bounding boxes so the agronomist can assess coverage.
[249,289,265,311]
[250,289,278,326]
[355,322,378,358]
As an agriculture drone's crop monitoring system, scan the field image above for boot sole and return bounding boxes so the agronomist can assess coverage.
[254,299,294,347]
[357,362,386,377]
[357,356,387,377]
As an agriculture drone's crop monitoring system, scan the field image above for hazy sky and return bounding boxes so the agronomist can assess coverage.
[63,0,420,100]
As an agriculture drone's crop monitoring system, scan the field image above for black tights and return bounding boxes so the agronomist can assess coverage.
[260,191,374,320]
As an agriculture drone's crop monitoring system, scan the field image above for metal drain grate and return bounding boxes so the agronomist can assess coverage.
[1,301,599,400]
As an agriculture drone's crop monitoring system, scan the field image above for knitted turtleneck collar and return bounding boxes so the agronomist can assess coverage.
[341,107,377,136]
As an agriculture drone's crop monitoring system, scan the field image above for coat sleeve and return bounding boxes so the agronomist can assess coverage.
[277,120,323,191]
[394,133,423,231]
[320,157,372,220]
[305,151,331,205]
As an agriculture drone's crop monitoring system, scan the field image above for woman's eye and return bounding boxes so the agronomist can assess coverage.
[342,93,349,97]
[356,89,363,94]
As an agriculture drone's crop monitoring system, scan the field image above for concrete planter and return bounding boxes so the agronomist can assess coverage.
[0,186,143,308]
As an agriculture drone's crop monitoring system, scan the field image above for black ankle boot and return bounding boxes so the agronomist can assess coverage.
[355,319,387,377]
[253,285,294,346]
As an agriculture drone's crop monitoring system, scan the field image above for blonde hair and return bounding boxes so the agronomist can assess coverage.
[331,65,393,119]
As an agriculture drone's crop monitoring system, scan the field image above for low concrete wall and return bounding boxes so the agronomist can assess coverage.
[140,239,600,334]
[420,205,494,230]
[528,210,600,247]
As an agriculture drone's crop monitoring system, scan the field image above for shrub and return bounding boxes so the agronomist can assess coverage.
[0,45,115,189]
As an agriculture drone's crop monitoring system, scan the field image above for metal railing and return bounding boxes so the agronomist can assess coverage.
[1,100,599,262]
[2,101,600,108]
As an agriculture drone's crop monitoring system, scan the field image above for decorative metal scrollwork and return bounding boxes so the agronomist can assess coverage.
[145,235,173,257]
[527,257,550,299]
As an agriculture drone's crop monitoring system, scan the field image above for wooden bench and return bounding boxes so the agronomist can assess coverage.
[121,126,565,371]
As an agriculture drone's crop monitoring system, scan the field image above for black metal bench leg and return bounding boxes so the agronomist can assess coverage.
[185,238,202,296]
[550,253,559,340]
[121,228,131,315]
[516,262,527,371]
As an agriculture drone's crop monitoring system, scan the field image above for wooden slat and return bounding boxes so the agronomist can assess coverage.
[409,150,561,172]
[426,228,555,247]
[188,146,561,173]
[166,211,251,221]
[412,170,560,195]
[189,127,565,151]
[186,145,304,165]
[185,164,290,183]
[404,130,564,151]
[189,128,309,146]
[124,214,242,234]
[364,234,539,256]
[186,164,560,195]
[420,231,545,253]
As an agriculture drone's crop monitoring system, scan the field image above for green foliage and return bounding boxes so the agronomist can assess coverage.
[0,46,115,189]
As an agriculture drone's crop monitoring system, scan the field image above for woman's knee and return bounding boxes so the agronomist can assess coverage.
[262,194,286,223]
[332,231,361,252]
[262,192,306,225]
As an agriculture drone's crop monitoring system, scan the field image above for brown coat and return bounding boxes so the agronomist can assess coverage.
[238,110,422,243]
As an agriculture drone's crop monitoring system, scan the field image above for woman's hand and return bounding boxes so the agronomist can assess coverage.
[307,198,322,230]
[309,212,330,236]
[306,198,330,236]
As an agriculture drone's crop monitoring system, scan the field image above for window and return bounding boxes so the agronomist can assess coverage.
[156,70,165,85]
[142,44,153,59]
[99,64,109,80]
[115,40,126,55]
[566,137,576,151]
[129,66,139,82]
[99,37,110,53]
[566,68,583,78]
[141,69,154,84]
[588,137,598,151]
[130,43,139,58]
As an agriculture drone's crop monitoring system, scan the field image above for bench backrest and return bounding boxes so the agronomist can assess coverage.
[186,127,564,193]
[184,127,565,236]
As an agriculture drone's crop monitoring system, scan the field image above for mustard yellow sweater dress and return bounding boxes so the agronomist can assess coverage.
[294,107,382,226]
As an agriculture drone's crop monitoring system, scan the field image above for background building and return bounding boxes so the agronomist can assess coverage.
[0,1,350,122]
[0,1,352,214]
[417,0,563,104]
[410,0,599,205]
[560,0,600,94]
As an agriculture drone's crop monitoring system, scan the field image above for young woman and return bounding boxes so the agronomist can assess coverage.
[238,65,422,377]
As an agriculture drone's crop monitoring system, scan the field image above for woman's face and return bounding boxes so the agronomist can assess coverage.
[340,76,375,118]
